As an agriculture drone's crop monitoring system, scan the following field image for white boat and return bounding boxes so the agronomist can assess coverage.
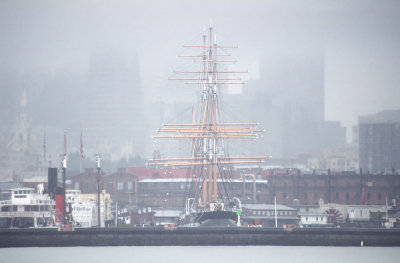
[0,186,54,228]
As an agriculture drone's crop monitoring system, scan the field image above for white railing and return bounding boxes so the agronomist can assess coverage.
[0,211,51,217]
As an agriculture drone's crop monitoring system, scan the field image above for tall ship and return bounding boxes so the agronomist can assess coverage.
[149,25,268,226]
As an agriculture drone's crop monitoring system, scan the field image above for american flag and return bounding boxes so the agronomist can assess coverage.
[80,131,85,160]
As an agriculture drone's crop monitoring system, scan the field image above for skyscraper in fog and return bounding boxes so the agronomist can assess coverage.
[84,53,147,160]
[223,50,347,160]
[359,110,400,173]
[255,51,326,158]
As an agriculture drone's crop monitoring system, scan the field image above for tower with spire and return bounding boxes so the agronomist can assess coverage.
[10,88,31,152]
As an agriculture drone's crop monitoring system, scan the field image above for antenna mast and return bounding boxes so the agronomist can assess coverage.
[96,153,102,227]
[61,130,67,224]
[43,132,46,178]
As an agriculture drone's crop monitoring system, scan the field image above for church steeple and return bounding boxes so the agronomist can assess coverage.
[11,88,31,152]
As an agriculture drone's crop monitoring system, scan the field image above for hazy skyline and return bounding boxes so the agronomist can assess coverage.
[1,0,399,140]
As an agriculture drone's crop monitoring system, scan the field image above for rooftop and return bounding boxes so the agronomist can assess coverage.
[359,110,400,124]
[242,204,296,211]
[153,210,182,218]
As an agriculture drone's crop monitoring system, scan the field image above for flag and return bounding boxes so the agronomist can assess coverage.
[80,131,85,160]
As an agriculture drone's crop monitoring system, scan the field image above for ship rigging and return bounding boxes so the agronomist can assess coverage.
[149,26,268,218]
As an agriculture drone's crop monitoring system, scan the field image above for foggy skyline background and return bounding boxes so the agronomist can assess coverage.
[1,0,399,166]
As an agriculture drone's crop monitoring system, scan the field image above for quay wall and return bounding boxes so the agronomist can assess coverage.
[1,228,400,247]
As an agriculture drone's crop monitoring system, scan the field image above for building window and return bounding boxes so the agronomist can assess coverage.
[346,192,350,200]
[378,192,382,200]
[107,182,113,193]
[74,182,80,190]
[283,193,287,199]
[314,192,318,200]
[127,182,133,191]
[306,217,308,221]
[336,192,339,200]
[304,193,308,200]
[117,182,124,192]
[84,182,92,193]
[367,193,371,200]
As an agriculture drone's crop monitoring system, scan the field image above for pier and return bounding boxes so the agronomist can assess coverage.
[1,228,400,247]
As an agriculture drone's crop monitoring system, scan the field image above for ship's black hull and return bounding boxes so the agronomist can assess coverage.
[192,211,238,227]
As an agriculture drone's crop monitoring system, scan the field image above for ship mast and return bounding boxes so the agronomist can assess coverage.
[150,26,268,212]
[61,130,67,224]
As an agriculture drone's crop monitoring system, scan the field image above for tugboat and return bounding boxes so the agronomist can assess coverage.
[149,25,268,227]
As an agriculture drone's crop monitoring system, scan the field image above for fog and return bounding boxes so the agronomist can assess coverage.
[0,0,399,178]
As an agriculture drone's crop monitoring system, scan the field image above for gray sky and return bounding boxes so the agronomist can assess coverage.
[1,0,399,133]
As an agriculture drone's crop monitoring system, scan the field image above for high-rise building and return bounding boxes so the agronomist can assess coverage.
[359,110,400,173]
[84,53,147,160]
[262,52,326,158]
[227,51,331,159]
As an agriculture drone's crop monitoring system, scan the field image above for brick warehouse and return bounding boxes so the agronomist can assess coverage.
[71,168,138,203]
[67,167,400,209]
[267,170,400,206]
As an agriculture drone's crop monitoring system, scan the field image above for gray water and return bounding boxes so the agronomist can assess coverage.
[1,246,400,263]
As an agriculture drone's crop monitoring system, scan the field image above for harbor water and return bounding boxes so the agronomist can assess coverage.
[1,246,400,263]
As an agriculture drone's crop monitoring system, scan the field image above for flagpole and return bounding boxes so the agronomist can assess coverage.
[80,131,85,173]
[43,132,46,178]
[80,132,82,173]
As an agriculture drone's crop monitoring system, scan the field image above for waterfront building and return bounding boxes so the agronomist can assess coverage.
[317,201,387,228]
[70,166,400,212]
[70,168,138,204]
[296,199,388,228]
[241,203,298,227]
[268,169,400,206]
[299,212,329,228]
[152,209,181,226]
